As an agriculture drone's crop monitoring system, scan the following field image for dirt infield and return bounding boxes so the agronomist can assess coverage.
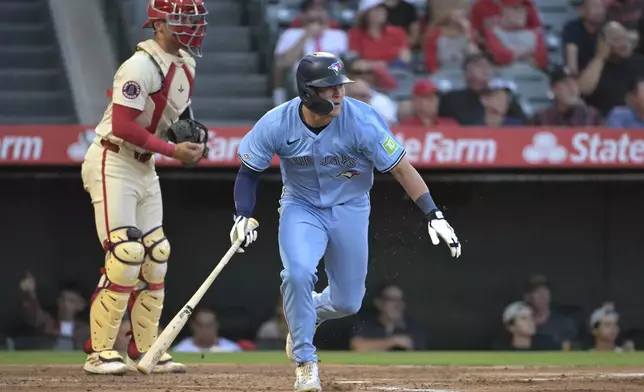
[0,364,643,392]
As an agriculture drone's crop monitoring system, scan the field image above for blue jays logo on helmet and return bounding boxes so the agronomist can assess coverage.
[328,61,343,75]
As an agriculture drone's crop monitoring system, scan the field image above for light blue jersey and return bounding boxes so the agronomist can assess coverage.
[238,97,406,365]
[237,97,406,207]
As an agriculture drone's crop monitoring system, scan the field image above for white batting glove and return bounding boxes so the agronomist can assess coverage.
[230,216,258,253]
[427,210,461,258]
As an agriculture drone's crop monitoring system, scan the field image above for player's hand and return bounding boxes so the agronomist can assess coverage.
[427,210,461,258]
[229,216,258,253]
[20,271,36,294]
[172,141,205,166]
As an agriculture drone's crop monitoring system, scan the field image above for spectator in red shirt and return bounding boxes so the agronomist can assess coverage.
[469,0,541,42]
[348,0,412,68]
[484,0,548,70]
[399,79,459,126]
[424,6,481,73]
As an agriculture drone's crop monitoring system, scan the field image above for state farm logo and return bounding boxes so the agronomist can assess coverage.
[396,132,497,164]
[522,132,567,164]
[570,132,644,164]
[0,135,43,161]
[523,131,644,165]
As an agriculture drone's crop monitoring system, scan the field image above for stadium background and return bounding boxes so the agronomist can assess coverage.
[0,0,643,356]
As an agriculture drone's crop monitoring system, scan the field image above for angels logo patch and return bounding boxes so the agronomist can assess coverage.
[336,170,361,180]
[122,81,141,100]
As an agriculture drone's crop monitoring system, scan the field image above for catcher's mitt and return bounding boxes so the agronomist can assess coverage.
[167,118,210,158]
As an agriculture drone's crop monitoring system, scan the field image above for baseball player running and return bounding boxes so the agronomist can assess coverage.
[230,52,462,392]
[80,0,209,375]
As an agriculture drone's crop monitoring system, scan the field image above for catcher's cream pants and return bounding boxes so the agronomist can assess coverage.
[81,140,163,244]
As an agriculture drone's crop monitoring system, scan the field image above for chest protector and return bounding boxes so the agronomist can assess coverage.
[135,39,195,139]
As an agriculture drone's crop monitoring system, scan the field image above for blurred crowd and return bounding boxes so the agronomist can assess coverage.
[4,271,637,353]
[272,0,644,128]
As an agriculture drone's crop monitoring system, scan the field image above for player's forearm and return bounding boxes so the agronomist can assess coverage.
[391,158,440,217]
[234,164,260,217]
[390,158,438,214]
[112,104,176,157]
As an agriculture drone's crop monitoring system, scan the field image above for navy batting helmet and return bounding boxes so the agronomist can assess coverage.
[296,52,354,115]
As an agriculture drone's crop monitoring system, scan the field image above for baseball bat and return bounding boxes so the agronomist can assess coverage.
[136,218,259,375]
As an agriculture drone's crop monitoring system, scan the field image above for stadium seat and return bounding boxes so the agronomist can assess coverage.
[119,0,272,124]
[388,68,416,100]
[0,0,76,124]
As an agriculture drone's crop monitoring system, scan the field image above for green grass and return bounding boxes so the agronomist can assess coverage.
[1,351,643,367]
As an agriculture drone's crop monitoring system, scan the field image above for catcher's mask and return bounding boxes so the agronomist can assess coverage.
[296,52,354,116]
[143,0,208,58]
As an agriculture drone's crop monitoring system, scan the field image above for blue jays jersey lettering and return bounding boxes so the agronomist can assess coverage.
[237,97,406,208]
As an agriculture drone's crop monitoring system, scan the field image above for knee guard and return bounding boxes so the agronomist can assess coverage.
[85,227,145,354]
[140,226,170,286]
[128,226,169,358]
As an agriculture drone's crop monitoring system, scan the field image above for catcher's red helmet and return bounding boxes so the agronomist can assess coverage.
[143,0,208,58]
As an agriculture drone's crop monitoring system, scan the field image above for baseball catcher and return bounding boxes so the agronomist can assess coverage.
[80,0,208,376]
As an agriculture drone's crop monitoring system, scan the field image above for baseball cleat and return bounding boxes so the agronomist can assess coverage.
[126,353,187,374]
[83,351,128,375]
[294,361,321,392]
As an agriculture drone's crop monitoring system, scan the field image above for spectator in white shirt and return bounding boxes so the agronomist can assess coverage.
[173,308,241,353]
[272,0,349,105]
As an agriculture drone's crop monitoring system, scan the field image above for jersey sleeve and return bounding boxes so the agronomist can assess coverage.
[237,117,278,172]
[358,106,406,173]
[111,54,159,111]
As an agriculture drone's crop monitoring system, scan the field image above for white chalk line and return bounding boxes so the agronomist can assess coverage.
[371,388,459,392]
[336,379,462,392]
[602,372,644,378]
[511,372,644,382]
[337,372,644,391]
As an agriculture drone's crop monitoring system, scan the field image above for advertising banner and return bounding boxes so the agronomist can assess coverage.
[1,125,643,168]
